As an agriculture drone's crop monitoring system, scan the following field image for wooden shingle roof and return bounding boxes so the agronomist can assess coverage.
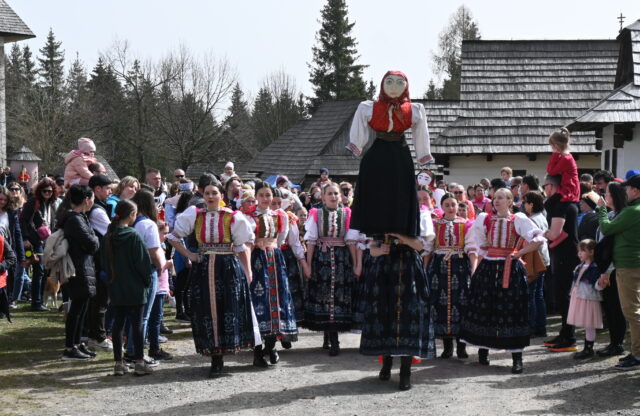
[241,99,460,184]
[569,20,640,130]
[8,145,40,161]
[243,100,361,184]
[436,40,619,154]
[0,0,34,42]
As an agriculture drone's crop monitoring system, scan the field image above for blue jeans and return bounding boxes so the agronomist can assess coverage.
[147,293,165,351]
[528,272,547,332]
[126,270,157,355]
[11,264,31,302]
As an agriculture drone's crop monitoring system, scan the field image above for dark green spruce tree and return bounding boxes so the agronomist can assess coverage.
[308,0,371,113]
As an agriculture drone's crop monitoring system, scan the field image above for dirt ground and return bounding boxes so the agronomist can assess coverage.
[2,314,640,416]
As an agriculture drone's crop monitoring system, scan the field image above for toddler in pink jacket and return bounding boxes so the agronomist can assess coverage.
[64,138,97,187]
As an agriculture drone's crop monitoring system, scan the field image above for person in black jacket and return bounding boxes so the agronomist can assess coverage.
[20,177,61,311]
[58,185,100,361]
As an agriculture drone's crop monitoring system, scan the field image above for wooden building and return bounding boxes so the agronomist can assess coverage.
[434,39,618,185]
[243,99,459,187]
[241,38,620,188]
[0,1,35,166]
[569,20,640,177]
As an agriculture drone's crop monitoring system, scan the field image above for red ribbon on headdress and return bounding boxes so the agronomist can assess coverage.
[368,70,413,133]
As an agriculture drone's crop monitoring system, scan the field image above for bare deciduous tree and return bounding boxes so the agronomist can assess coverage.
[154,45,237,170]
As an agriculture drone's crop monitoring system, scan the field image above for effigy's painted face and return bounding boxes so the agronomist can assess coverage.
[417,172,432,186]
[383,74,407,98]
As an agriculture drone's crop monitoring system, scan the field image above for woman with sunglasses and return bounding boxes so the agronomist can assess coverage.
[20,177,62,311]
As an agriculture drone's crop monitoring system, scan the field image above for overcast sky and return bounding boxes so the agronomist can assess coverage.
[11,0,640,100]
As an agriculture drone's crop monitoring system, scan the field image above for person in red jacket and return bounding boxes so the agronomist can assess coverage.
[547,128,580,203]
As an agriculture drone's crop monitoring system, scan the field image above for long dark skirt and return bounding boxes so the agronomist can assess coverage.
[359,245,436,358]
[460,259,530,350]
[189,253,259,355]
[351,138,419,237]
[304,245,354,331]
[351,250,371,333]
[428,253,471,337]
[282,247,305,326]
[250,247,298,342]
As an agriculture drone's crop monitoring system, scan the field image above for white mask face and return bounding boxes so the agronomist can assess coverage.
[417,173,432,186]
[383,74,407,99]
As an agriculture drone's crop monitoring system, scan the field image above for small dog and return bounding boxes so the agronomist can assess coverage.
[43,276,61,309]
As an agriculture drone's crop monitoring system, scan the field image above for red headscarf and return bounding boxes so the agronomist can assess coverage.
[368,70,413,133]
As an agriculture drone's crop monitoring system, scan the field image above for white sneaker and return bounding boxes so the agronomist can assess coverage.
[9,301,17,309]
[90,338,113,350]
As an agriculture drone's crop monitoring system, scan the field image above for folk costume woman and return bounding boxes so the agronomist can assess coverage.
[348,71,432,239]
[270,188,310,347]
[247,181,299,367]
[168,182,260,378]
[460,189,544,374]
[358,209,436,391]
[303,183,360,356]
[424,193,472,359]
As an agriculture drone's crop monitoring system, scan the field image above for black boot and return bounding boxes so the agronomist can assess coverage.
[281,340,292,349]
[440,338,454,359]
[265,336,279,364]
[209,355,224,378]
[379,356,393,381]
[322,331,330,349]
[511,352,523,374]
[478,348,490,366]
[329,331,340,356]
[456,338,468,359]
[399,356,412,391]
[574,340,595,360]
[253,345,269,368]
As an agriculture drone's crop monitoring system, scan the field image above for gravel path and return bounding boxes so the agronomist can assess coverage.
[4,320,640,416]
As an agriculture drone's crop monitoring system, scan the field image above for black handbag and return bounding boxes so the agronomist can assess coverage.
[594,235,614,274]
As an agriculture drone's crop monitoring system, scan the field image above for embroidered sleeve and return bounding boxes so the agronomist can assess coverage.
[466,213,488,256]
[422,220,437,255]
[303,211,319,244]
[345,227,360,245]
[168,205,197,241]
[417,209,436,251]
[412,103,433,165]
[276,210,289,247]
[231,211,255,252]
[287,222,306,260]
[514,212,546,243]
[347,101,373,157]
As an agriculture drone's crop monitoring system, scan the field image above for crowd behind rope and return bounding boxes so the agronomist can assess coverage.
[2,133,640,382]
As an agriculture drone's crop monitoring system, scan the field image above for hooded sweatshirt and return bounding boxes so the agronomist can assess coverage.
[102,225,153,306]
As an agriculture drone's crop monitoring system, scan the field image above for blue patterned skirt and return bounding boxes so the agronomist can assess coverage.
[359,245,436,358]
[250,247,298,341]
[303,245,354,331]
[189,253,259,355]
[282,246,306,326]
[428,252,471,337]
[351,249,371,333]
[460,258,530,350]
